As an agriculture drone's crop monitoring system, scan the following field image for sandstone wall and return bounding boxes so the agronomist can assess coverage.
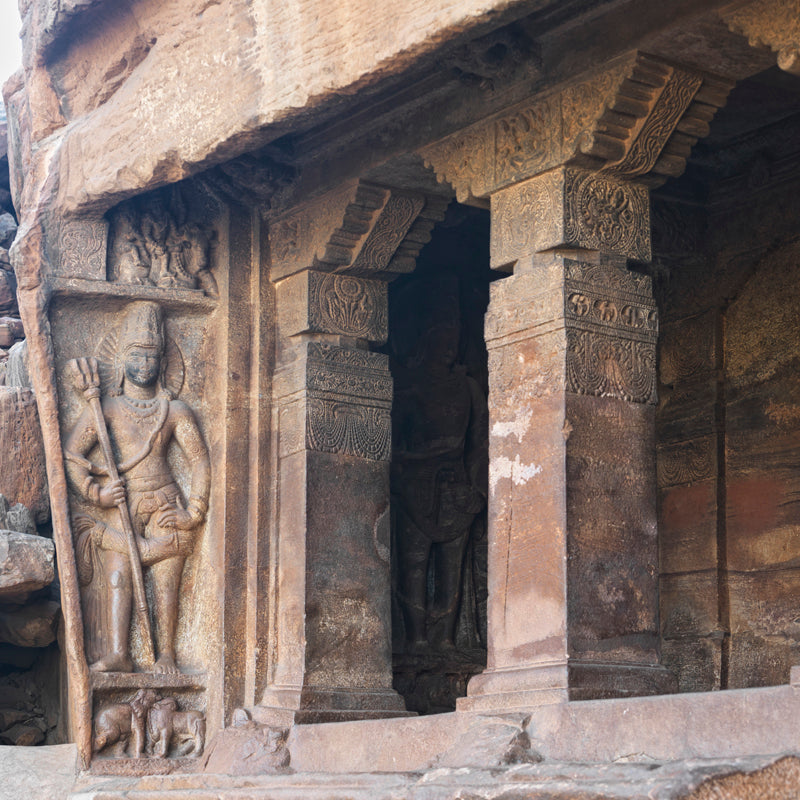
[6,0,533,215]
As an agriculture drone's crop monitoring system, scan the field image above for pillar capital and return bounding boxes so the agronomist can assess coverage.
[490,167,652,271]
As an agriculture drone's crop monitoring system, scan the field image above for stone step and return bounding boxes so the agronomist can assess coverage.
[67,756,799,800]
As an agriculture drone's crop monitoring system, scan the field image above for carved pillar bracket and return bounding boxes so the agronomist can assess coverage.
[723,0,800,76]
[420,52,732,201]
[269,180,448,282]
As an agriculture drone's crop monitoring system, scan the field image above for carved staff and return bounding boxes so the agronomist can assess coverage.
[69,357,155,667]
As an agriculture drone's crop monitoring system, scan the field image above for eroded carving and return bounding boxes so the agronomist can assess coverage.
[93,691,205,759]
[59,218,108,280]
[64,302,210,675]
[350,193,425,274]
[563,170,651,261]
[657,437,716,487]
[606,70,702,179]
[422,53,729,198]
[490,169,651,266]
[495,97,561,187]
[146,696,206,758]
[564,259,657,404]
[490,169,562,269]
[93,689,159,758]
[566,329,656,404]
[108,193,218,297]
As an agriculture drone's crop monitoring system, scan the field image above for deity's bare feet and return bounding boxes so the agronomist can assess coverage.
[90,653,133,673]
[153,654,180,675]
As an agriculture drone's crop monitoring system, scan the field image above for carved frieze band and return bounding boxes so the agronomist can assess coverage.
[491,167,651,268]
[485,259,657,404]
[564,259,657,404]
[421,52,731,199]
[566,329,656,404]
[269,181,447,282]
[305,343,392,461]
[723,0,800,76]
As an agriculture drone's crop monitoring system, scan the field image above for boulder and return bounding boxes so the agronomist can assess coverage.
[0,530,54,602]
[0,723,44,746]
[0,600,60,648]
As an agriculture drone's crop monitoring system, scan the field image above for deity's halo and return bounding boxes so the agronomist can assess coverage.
[96,327,185,399]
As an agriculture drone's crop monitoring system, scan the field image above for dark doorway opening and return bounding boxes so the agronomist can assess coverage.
[385,202,494,714]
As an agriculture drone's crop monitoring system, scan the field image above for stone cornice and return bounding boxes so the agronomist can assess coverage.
[723,0,800,75]
[420,52,733,198]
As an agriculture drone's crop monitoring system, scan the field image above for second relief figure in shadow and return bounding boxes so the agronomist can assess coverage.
[391,275,488,654]
[64,301,210,674]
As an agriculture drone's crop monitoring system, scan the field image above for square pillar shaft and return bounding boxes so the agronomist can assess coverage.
[461,168,675,712]
[259,269,407,722]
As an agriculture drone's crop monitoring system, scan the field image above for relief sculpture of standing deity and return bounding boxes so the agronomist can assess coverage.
[64,301,210,674]
[392,277,488,653]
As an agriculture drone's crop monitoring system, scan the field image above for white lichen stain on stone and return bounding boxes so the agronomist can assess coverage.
[492,408,533,444]
[490,454,542,491]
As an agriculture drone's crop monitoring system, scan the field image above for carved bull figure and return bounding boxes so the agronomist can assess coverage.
[146,696,206,757]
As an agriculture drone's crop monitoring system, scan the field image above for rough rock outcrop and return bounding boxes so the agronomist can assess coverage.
[0,528,54,602]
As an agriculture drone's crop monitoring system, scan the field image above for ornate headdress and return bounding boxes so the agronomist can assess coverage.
[110,301,168,396]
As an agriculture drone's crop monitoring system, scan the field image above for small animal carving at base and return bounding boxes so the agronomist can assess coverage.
[93,689,159,758]
[146,697,206,758]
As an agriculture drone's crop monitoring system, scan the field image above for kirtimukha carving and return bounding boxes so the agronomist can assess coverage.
[64,301,210,674]
[108,194,219,297]
[391,277,488,652]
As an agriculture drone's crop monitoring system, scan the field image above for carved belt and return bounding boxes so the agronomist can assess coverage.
[131,485,181,517]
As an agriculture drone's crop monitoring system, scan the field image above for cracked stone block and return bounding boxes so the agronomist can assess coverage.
[0,530,54,602]
[0,388,50,524]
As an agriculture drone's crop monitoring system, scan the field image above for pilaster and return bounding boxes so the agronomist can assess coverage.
[259,181,447,723]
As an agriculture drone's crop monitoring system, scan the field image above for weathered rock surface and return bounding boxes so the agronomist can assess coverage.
[0,722,45,746]
[202,720,291,776]
[0,600,60,648]
[0,388,50,523]
[0,530,54,601]
[0,743,77,800]
[434,716,540,768]
[0,214,15,250]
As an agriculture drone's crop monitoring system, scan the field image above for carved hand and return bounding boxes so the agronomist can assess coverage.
[156,504,197,530]
[98,478,126,508]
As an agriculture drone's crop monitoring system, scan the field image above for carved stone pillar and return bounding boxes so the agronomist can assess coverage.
[258,181,447,723]
[258,269,404,722]
[459,167,675,711]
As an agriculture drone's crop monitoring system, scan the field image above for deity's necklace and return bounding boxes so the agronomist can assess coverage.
[119,393,161,425]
